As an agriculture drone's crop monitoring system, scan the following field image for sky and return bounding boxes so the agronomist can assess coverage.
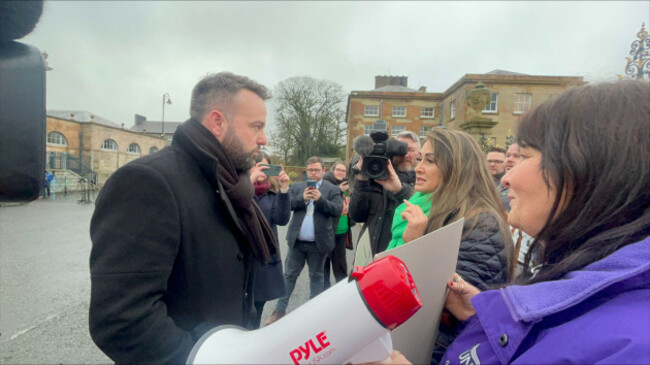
[22,1,650,130]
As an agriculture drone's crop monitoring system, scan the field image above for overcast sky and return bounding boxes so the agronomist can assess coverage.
[23,1,649,129]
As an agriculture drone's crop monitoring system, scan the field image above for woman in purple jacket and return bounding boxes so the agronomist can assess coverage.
[431,81,650,364]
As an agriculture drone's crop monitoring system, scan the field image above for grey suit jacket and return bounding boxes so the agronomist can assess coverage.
[286,180,343,254]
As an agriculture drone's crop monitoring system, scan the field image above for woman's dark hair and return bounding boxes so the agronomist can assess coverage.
[516,80,650,284]
[253,150,278,192]
[330,160,346,173]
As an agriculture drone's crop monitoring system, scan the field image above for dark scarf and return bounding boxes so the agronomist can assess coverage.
[254,181,270,196]
[176,119,277,264]
[323,171,343,186]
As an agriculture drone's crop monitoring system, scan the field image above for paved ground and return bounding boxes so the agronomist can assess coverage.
[0,192,357,364]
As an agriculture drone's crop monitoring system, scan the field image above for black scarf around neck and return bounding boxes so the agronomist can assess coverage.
[177,118,277,264]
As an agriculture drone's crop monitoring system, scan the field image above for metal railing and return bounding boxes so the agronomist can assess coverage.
[46,152,97,186]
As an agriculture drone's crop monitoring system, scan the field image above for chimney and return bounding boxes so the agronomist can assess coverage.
[375,75,408,89]
[418,86,427,92]
[135,114,147,126]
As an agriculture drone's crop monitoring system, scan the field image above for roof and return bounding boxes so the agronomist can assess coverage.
[130,121,183,135]
[47,110,121,128]
[484,69,529,76]
[371,85,419,92]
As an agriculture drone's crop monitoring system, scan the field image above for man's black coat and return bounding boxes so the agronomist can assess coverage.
[89,129,256,364]
[348,179,413,255]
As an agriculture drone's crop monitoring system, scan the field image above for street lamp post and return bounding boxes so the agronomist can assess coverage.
[162,93,172,137]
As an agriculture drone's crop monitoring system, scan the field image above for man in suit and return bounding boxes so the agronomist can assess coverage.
[265,156,343,325]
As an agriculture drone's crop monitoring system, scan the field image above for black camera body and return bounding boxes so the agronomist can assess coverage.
[354,120,408,180]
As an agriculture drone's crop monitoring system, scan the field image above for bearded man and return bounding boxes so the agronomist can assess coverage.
[89,72,277,364]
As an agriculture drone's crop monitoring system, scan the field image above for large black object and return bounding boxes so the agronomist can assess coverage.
[0,1,46,202]
[353,120,408,180]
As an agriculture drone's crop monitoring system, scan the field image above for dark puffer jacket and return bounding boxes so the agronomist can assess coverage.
[432,211,511,364]
[456,212,510,290]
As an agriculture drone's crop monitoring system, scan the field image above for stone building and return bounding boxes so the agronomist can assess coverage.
[46,110,166,190]
[345,76,441,160]
[345,71,584,159]
[129,114,182,146]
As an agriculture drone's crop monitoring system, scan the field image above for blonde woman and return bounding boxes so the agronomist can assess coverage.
[384,128,513,363]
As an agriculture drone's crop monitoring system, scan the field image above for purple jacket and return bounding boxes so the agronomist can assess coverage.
[441,236,650,365]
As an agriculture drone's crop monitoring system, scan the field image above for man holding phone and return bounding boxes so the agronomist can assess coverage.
[265,156,343,325]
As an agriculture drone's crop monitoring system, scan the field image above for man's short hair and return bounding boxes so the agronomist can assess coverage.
[396,130,421,149]
[306,156,323,168]
[190,72,271,120]
[488,146,506,155]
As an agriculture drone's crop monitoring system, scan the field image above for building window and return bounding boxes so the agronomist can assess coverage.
[483,93,498,113]
[101,139,118,151]
[150,146,159,154]
[514,93,532,114]
[420,107,434,118]
[47,131,67,146]
[391,125,405,137]
[450,100,456,119]
[127,143,141,154]
[392,106,406,118]
[364,105,379,117]
[363,124,373,136]
[419,126,433,137]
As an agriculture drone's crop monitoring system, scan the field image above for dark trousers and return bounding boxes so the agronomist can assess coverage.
[275,240,326,312]
[323,233,348,290]
[250,301,266,329]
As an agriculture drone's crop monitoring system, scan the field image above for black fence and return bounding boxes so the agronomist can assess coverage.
[46,152,97,186]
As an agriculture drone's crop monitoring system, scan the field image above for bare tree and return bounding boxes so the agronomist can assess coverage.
[270,76,346,165]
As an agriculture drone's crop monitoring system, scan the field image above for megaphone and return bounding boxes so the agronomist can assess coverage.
[188,255,421,364]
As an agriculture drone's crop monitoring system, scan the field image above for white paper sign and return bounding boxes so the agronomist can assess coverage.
[374,218,464,365]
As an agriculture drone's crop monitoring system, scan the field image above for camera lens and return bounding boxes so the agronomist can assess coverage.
[367,160,383,175]
[363,156,388,180]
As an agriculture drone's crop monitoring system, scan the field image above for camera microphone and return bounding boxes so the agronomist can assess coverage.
[353,135,375,156]
[0,1,44,42]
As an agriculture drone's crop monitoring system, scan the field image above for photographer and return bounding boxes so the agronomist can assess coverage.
[392,131,422,186]
[348,123,417,256]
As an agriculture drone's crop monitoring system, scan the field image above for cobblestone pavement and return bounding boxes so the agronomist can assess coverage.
[0,193,356,364]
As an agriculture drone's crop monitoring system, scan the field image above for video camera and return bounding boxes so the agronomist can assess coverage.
[353,120,408,180]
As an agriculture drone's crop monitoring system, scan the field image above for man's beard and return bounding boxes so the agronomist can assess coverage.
[222,128,256,173]
[392,155,413,172]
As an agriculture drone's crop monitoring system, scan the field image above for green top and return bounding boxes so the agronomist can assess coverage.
[336,191,350,234]
[386,191,434,250]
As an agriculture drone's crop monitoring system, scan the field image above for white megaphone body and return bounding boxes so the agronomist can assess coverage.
[187,255,422,364]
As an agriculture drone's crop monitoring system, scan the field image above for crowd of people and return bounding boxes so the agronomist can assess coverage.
[88,72,649,364]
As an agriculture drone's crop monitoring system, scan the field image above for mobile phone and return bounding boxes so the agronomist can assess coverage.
[261,164,281,176]
[307,180,317,188]
[342,177,348,183]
